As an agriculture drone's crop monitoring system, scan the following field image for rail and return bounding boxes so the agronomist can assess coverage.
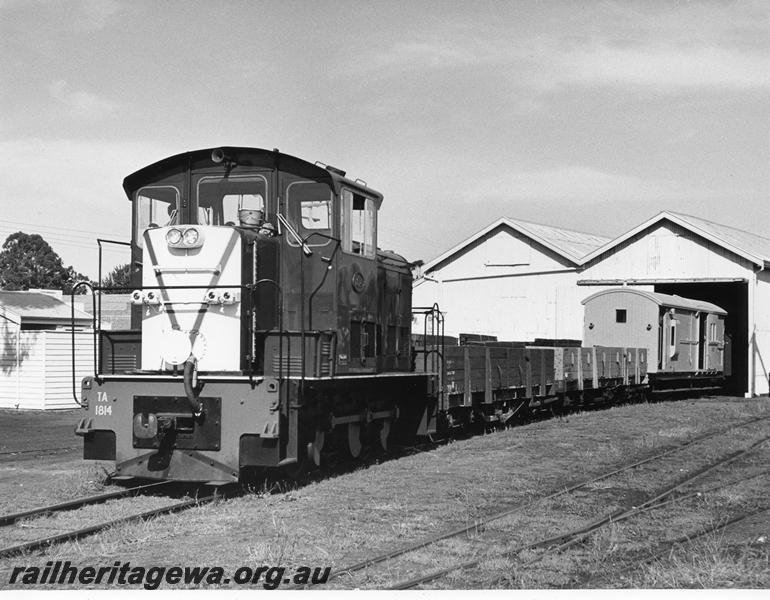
[299,413,770,589]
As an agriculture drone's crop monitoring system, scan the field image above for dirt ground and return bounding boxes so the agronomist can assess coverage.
[0,408,81,454]
[0,396,768,590]
[0,409,111,514]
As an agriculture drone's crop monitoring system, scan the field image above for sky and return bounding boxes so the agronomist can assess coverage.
[2,0,769,280]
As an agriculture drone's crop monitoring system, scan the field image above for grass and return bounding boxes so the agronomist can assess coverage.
[1,396,769,590]
[628,530,770,588]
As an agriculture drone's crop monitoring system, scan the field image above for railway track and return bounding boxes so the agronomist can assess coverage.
[0,482,232,559]
[590,502,770,587]
[308,414,770,589]
[390,432,770,589]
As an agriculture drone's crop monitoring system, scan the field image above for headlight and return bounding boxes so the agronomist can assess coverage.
[166,228,183,245]
[183,228,199,246]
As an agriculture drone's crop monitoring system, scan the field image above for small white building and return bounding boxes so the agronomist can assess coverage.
[412,217,610,341]
[579,211,770,397]
[0,290,95,409]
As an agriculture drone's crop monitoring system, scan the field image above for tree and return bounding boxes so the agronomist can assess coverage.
[100,263,132,293]
[0,232,91,294]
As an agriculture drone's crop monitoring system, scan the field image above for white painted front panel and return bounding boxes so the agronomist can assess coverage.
[141,227,242,372]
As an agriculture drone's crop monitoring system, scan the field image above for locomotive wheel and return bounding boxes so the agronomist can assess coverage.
[348,423,362,458]
[379,419,391,452]
[307,429,325,467]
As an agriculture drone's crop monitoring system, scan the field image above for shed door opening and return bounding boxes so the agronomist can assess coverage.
[655,281,748,395]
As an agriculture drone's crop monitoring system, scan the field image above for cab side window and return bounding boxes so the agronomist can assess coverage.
[135,186,180,247]
[341,189,376,258]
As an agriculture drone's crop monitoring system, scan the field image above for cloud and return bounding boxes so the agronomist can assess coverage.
[48,80,118,119]
[557,44,770,90]
[1,0,121,32]
[362,39,504,72]
[0,138,176,277]
[74,0,121,31]
[357,35,770,92]
[342,3,770,94]
[485,166,697,204]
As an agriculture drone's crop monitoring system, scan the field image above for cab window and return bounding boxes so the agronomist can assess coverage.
[196,175,267,226]
[286,181,333,247]
[135,185,180,247]
[341,189,376,258]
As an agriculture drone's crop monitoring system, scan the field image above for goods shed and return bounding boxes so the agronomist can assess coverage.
[413,217,610,341]
[579,211,770,397]
[0,290,95,409]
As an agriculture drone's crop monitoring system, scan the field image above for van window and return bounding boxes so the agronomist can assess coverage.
[669,320,678,359]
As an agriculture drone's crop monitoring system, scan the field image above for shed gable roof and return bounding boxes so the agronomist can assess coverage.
[581,211,770,268]
[422,217,611,273]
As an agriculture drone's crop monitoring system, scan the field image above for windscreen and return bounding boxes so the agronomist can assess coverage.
[196,175,268,226]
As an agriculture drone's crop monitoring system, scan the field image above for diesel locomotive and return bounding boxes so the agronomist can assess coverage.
[76,147,436,482]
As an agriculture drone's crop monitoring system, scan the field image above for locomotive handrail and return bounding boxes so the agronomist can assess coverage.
[70,281,98,407]
[96,238,131,336]
[417,303,445,373]
[152,265,222,275]
[296,230,342,408]
[84,283,273,378]
[250,278,284,386]
[305,233,341,331]
[277,212,312,256]
[97,284,247,291]
[413,303,445,406]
